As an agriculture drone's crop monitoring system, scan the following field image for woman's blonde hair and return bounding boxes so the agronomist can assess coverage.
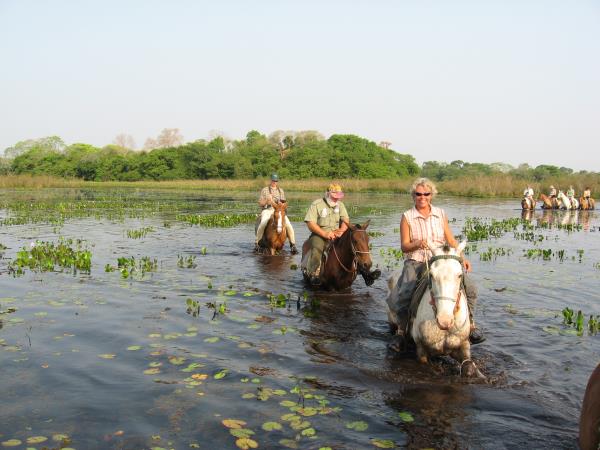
[410,177,438,199]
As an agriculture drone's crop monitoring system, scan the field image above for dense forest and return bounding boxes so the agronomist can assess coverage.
[1,131,419,181]
[1,131,597,186]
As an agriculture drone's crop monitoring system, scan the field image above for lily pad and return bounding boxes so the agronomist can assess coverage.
[127,345,142,351]
[398,411,414,423]
[262,421,282,431]
[346,421,368,431]
[222,419,247,429]
[235,437,258,450]
[1,439,22,447]
[26,436,48,444]
[204,337,220,343]
[371,438,395,448]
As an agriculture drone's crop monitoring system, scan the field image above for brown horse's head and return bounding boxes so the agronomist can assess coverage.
[270,201,287,234]
[348,220,373,274]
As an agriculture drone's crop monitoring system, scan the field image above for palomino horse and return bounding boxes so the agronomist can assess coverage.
[538,193,559,209]
[258,201,288,255]
[302,221,374,290]
[579,362,600,450]
[388,241,484,378]
[557,191,579,210]
[521,196,535,210]
[579,196,596,210]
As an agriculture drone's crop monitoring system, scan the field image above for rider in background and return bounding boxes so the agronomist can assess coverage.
[549,185,557,198]
[523,185,534,204]
[255,173,298,254]
[387,177,484,352]
[583,187,591,201]
[567,185,576,207]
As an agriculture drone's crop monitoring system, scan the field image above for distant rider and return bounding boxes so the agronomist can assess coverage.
[255,173,298,254]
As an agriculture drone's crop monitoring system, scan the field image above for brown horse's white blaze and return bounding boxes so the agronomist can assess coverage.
[275,209,283,234]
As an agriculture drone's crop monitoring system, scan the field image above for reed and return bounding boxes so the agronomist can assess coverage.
[1,173,598,197]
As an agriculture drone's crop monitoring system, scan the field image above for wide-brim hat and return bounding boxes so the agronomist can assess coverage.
[327,183,344,199]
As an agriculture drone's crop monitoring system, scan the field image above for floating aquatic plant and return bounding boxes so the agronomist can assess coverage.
[126,226,155,239]
[8,238,92,276]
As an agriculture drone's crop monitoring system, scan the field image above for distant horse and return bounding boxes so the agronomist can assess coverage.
[521,196,535,210]
[538,193,558,209]
[579,363,600,450]
[258,201,288,255]
[557,191,579,210]
[580,196,596,210]
[387,241,484,378]
[302,221,373,290]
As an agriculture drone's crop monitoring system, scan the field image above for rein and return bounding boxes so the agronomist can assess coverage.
[332,229,370,274]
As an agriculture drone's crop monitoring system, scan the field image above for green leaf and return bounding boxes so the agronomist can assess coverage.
[262,421,283,431]
[398,411,414,423]
[346,420,368,431]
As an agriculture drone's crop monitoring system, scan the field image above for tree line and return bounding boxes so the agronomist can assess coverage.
[1,131,419,181]
[1,131,597,184]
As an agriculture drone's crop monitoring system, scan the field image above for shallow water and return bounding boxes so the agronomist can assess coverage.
[0,189,598,449]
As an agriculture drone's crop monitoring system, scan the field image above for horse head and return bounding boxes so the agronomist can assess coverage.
[347,220,373,275]
[270,200,287,234]
[426,240,467,331]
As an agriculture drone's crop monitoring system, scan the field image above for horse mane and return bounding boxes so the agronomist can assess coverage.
[442,244,451,253]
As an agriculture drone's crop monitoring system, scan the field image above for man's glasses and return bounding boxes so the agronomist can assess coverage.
[415,192,431,197]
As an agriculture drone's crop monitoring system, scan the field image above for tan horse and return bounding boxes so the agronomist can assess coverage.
[538,193,558,209]
[258,201,288,255]
[580,196,596,210]
[580,363,600,450]
[521,196,535,210]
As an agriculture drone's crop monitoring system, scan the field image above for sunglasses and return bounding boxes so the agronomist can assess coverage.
[414,192,431,197]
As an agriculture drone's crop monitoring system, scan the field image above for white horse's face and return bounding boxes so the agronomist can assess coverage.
[428,241,467,330]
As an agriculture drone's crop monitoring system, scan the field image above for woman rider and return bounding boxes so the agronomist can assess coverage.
[387,177,484,351]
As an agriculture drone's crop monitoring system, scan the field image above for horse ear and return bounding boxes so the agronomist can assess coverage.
[456,240,467,255]
[361,219,371,230]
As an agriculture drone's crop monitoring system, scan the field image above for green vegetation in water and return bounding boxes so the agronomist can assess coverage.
[368,231,385,238]
[268,293,289,309]
[462,217,524,241]
[126,226,155,239]
[379,247,404,269]
[479,246,513,262]
[8,238,92,276]
[522,248,570,262]
[176,213,257,228]
[186,298,201,317]
[178,254,197,268]
[558,307,600,336]
[105,256,158,279]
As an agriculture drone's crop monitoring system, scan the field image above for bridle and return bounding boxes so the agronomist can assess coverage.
[426,254,466,321]
[332,228,371,274]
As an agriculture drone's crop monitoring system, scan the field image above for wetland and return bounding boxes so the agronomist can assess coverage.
[0,188,598,449]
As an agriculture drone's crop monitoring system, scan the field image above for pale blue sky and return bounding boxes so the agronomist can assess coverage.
[1,1,599,171]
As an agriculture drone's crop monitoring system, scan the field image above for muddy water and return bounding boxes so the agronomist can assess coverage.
[0,189,598,449]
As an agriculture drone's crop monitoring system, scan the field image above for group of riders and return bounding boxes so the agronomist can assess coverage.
[523,184,595,210]
[253,174,485,350]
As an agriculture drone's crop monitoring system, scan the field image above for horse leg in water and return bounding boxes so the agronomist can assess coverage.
[450,342,484,379]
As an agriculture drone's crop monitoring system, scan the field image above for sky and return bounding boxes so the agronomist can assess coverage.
[1,0,599,171]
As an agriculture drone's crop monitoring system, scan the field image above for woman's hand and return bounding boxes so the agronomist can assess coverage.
[414,239,428,250]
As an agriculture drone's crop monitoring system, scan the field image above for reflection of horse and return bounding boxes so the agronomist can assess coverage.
[580,196,596,210]
[521,196,535,210]
[258,201,288,255]
[390,241,483,378]
[557,191,579,210]
[303,221,373,290]
[521,209,534,222]
[579,363,600,450]
[538,193,558,209]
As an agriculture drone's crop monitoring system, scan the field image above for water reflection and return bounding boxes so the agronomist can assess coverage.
[521,208,596,230]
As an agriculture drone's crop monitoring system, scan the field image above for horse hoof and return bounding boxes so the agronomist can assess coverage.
[387,334,406,353]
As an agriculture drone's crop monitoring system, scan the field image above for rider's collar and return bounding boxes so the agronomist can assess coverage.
[324,196,338,207]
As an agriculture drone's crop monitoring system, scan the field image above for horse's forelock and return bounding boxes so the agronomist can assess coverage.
[442,244,451,254]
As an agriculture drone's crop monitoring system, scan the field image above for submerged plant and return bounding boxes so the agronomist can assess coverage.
[178,254,197,268]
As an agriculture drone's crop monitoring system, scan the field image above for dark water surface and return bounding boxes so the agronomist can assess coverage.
[0,189,598,449]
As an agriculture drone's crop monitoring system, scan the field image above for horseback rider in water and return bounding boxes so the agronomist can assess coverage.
[523,185,534,208]
[255,173,298,254]
[387,178,485,352]
[301,183,381,286]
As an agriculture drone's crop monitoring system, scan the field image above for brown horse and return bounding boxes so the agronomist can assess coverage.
[580,363,600,450]
[538,193,558,209]
[258,201,288,255]
[303,221,374,290]
[580,196,596,210]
